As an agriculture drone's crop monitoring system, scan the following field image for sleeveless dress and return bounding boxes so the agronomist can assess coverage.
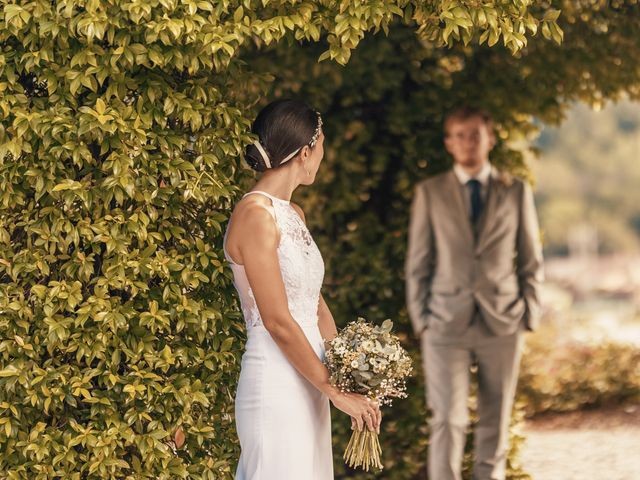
[223,190,333,480]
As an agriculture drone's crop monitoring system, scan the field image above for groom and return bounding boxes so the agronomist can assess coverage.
[405,107,544,480]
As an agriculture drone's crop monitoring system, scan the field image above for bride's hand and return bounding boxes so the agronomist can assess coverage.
[328,390,381,433]
[351,411,382,434]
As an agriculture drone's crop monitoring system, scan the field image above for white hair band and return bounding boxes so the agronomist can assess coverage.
[253,141,271,169]
[279,147,302,166]
[253,143,300,169]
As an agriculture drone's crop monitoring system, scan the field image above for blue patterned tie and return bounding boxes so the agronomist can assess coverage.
[467,179,483,224]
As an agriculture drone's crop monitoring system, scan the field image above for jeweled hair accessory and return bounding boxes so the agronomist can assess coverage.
[255,111,323,169]
[278,111,323,167]
[308,112,323,148]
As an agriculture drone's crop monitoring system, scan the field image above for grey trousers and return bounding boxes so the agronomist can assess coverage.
[420,314,525,480]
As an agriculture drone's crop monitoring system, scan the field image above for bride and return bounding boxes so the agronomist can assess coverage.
[223,99,381,479]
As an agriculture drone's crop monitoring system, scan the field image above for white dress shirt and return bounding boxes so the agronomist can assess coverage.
[453,162,492,219]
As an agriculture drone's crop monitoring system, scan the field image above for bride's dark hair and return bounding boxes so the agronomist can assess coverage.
[245,99,320,172]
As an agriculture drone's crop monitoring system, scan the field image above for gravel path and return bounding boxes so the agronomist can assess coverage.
[521,404,640,480]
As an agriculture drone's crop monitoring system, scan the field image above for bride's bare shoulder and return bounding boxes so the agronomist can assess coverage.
[230,195,278,236]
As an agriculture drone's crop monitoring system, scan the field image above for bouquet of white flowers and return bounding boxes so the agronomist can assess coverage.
[325,317,413,471]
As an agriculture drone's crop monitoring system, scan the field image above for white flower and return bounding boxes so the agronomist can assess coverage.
[361,340,374,351]
[324,317,412,405]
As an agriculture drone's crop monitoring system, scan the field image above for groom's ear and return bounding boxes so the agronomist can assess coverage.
[488,129,497,149]
[443,133,454,155]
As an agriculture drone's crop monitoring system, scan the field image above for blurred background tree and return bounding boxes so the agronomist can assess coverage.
[534,100,640,256]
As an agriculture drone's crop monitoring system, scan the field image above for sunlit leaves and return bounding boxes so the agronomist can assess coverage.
[0,0,249,477]
[415,1,563,54]
[0,0,571,477]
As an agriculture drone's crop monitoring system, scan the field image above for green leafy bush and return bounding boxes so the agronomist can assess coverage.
[518,327,640,417]
[0,0,258,474]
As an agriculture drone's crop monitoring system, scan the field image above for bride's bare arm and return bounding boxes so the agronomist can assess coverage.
[232,201,380,431]
[239,203,331,391]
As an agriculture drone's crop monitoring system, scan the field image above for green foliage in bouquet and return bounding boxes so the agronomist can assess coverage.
[326,319,412,405]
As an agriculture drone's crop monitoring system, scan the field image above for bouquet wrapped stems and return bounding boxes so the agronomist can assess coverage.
[344,427,382,471]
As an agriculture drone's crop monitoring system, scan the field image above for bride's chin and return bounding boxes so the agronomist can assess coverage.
[302,176,316,186]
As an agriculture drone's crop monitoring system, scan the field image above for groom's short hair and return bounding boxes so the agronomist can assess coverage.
[444,106,493,135]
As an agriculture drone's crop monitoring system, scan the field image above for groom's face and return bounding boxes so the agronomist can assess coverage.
[444,116,496,169]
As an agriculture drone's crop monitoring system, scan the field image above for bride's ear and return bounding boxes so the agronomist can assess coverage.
[298,145,311,163]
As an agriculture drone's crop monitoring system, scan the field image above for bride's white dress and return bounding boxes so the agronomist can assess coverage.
[223,190,333,480]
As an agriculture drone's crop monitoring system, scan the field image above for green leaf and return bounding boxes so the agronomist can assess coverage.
[543,9,562,22]
[0,368,19,377]
[233,6,244,23]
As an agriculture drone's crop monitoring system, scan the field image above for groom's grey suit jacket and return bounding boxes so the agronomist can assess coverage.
[405,166,544,337]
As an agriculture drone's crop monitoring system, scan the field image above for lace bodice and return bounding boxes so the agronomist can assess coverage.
[223,191,325,329]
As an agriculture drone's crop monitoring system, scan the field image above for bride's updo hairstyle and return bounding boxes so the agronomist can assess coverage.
[245,99,323,172]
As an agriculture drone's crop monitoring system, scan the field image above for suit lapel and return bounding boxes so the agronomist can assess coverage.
[475,166,506,250]
[444,170,474,245]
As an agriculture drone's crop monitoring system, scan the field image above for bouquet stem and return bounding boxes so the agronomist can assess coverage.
[343,428,383,471]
